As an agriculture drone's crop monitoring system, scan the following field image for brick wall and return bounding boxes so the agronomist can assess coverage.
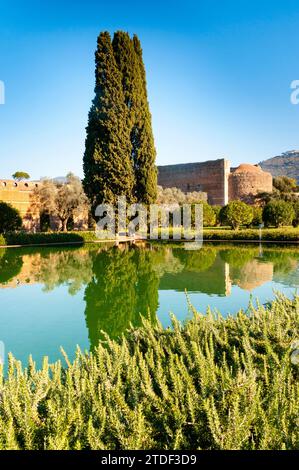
[158,159,230,205]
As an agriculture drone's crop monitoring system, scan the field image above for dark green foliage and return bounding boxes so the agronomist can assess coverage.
[84,247,158,346]
[0,248,23,283]
[292,201,299,227]
[112,32,157,203]
[212,205,222,226]
[83,31,157,214]
[0,294,299,449]
[263,200,295,228]
[0,202,22,233]
[83,32,135,212]
[0,231,97,246]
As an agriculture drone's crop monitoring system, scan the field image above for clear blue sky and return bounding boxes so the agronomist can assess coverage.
[0,0,299,180]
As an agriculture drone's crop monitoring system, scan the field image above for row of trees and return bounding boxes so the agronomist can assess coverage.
[217,199,299,229]
[83,31,157,214]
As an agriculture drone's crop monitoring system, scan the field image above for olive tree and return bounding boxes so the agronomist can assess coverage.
[34,174,89,232]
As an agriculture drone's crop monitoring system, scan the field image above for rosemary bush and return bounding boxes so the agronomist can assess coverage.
[0,293,299,450]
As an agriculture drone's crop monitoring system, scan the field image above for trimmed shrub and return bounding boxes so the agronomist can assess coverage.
[202,227,299,242]
[263,200,295,228]
[0,202,22,233]
[222,200,253,230]
[190,202,216,228]
[202,202,216,227]
[0,231,97,246]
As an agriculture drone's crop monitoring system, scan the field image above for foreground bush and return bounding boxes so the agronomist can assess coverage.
[0,294,299,450]
[0,202,22,233]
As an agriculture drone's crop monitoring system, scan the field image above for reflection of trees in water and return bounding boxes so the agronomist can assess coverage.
[0,247,94,294]
[173,247,217,272]
[2,242,299,348]
[219,246,299,290]
[0,248,23,284]
[219,247,258,268]
[35,248,93,295]
[262,250,299,287]
[84,246,159,349]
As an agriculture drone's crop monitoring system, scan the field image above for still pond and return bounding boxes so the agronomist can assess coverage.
[0,242,298,367]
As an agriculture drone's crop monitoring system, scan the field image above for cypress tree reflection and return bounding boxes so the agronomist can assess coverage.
[84,245,159,349]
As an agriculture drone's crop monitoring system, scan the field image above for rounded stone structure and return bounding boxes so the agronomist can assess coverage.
[228,164,272,203]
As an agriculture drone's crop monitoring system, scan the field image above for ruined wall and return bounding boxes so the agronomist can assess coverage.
[0,180,40,230]
[228,164,272,203]
[158,160,272,206]
[158,159,230,205]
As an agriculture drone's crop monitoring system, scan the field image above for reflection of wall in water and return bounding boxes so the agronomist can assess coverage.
[159,254,274,294]
[230,260,273,291]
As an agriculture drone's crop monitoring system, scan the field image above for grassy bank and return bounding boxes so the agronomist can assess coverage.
[1,227,299,247]
[0,294,299,450]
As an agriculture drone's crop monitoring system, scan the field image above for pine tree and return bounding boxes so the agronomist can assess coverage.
[83,32,135,213]
[112,32,157,204]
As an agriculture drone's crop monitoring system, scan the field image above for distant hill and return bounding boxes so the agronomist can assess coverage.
[259,150,299,183]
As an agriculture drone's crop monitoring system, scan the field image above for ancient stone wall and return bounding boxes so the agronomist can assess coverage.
[158,159,230,205]
[158,160,272,205]
[0,180,40,230]
[228,164,272,203]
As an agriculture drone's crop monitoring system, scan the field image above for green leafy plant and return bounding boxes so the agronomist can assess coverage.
[263,200,295,228]
[251,206,263,226]
[220,201,253,230]
[12,171,30,181]
[0,294,298,450]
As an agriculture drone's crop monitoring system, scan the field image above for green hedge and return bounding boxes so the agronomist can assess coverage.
[0,231,97,246]
[203,227,299,242]
[0,294,298,449]
[1,227,299,247]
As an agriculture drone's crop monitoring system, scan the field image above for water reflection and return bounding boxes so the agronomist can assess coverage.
[1,243,299,361]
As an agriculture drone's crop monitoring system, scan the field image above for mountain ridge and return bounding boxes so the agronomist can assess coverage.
[259,150,299,183]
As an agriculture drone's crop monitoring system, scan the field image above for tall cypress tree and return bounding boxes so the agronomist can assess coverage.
[112,32,157,204]
[83,32,135,212]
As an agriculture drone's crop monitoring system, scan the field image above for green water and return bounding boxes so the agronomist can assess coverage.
[0,242,299,367]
